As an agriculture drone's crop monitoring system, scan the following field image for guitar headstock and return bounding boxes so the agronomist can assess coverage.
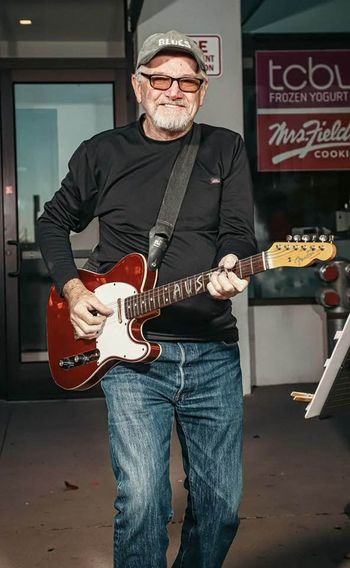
[267,235,337,269]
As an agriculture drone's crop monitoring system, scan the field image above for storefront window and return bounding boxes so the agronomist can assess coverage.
[243,38,350,301]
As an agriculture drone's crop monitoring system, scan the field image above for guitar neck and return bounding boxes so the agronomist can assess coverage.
[124,251,266,319]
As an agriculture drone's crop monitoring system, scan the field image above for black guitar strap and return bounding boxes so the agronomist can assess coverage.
[147,123,201,270]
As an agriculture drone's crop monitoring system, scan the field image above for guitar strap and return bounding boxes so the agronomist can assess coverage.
[147,123,201,270]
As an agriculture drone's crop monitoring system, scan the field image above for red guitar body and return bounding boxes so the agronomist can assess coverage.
[47,253,160,391]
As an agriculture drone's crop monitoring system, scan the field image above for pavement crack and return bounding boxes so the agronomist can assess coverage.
[240,511,349,520]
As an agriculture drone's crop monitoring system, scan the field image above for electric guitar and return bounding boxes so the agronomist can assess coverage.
[47,237,336,391]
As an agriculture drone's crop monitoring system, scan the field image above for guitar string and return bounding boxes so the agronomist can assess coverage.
[124,246,331,315]
[135,246,330,300]
[98,246,331,314]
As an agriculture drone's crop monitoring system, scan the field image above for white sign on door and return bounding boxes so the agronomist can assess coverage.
[188,35,222,77]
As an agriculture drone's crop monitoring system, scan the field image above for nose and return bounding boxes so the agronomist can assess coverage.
[166,79,183,98]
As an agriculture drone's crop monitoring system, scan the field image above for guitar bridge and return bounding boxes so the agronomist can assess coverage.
[59,348,100,369]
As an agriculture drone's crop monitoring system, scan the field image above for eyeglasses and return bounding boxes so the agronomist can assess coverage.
[139,73,204,93]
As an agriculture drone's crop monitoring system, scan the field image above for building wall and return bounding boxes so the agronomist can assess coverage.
[249,305,327,385]
[137,0,328,393]
[137,0,254,394]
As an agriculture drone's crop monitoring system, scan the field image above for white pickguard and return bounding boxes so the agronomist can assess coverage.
[94,282,150,364]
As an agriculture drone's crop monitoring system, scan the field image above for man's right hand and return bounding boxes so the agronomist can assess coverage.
[63,278,114,340]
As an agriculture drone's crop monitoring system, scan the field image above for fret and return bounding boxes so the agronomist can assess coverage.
[184,277,193,297]
[195,273,204,294]
[155,285,161,311]
[136,294,141,318]
[146,291,151,312]
[148,291,155,311]
[129,299,133,318]
[203,273,211,289]
[127,297,131,319]
[172,282,183,301]
[163,285,169,307]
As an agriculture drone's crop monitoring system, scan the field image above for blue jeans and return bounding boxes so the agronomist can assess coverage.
[101,341,243,568]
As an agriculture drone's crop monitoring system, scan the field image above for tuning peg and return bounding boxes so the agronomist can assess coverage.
[329,234,334,243]
[293,234,301,242]
[319,234,327,242]
[302,235,310,242]
[312,234,317,242]
[286,234,293,242]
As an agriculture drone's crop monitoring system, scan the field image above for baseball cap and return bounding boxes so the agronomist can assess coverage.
[136,30,206,73]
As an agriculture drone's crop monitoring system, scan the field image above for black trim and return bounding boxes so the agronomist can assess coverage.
[0,75,7,398]
[249,298,317,306]
[0,58,128,70]
[241,0,266,27]
[129,0,144,33]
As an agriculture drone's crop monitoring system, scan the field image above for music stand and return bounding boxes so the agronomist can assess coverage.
[301,313,350,419]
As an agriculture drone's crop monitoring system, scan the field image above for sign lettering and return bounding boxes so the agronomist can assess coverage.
[256,50,350,171]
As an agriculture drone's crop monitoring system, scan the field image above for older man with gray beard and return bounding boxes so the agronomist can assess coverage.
[37,30,257,568]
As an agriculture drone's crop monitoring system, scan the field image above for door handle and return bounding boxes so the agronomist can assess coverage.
[7,239,22,277]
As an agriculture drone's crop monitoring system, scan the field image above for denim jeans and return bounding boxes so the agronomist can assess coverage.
[101,341,243,568]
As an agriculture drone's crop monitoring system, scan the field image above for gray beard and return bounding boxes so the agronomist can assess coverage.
[151,108,192,132]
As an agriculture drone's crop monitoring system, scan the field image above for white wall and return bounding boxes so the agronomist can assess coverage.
[138,0,252,393]
[250,305,327,385]
[138,0,244,134]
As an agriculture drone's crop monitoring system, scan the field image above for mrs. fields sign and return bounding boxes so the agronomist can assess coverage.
[256,50,350,171]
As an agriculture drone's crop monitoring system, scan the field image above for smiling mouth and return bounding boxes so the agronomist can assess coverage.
[160,103,186,108]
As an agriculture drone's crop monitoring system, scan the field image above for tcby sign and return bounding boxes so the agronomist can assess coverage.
[256,50,350,171]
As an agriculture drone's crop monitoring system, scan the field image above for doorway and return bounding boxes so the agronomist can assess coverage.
[1,66,131,398]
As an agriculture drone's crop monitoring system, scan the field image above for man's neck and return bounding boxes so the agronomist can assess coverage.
[142,116,192,141]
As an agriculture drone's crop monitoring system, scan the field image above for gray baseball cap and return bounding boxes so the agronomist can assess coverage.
[136,30,207,73]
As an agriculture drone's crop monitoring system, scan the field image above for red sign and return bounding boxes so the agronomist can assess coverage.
[256,50,350,171]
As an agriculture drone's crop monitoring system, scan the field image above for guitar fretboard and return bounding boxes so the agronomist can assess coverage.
[124,252,266,320]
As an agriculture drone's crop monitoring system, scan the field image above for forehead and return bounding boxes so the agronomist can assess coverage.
[144,52,198,75]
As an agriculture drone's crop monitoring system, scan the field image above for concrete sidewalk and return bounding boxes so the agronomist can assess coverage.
[0,384,349,568]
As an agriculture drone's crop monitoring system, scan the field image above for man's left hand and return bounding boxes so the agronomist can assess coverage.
[207,254,249,300]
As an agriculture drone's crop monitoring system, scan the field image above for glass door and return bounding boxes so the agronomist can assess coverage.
[2,69,129,398]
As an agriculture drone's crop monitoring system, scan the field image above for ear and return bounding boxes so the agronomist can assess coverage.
[198,81,208,108]
[131,74,142,104]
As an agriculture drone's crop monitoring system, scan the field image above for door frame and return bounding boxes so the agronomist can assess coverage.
[0,60,135,399]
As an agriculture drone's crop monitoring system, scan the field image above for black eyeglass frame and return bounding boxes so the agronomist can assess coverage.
[139,72,205,93]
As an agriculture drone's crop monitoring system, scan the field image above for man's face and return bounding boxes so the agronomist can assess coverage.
[132,52,208,135]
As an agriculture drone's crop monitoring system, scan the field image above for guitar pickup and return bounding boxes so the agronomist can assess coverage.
[59,348,100,369]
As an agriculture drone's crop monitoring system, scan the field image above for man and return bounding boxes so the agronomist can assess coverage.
[38,30,256,568]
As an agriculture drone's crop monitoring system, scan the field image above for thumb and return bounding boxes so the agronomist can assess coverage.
[88,294,114,316]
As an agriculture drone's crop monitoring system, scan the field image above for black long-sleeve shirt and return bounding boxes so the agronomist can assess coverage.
[37,118,257,343]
